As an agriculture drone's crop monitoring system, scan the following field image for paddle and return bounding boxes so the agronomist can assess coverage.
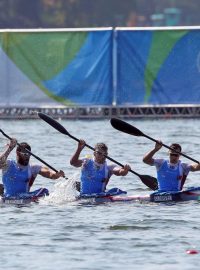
[37,112,158,190]
[0,129,68,179]
[110,118,199,164]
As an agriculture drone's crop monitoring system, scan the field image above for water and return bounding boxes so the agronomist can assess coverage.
[0,118,200,270]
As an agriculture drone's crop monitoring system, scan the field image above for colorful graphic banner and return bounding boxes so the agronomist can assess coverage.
[116,28,200,105]
[1,28,200,107]
[0,29,113,106]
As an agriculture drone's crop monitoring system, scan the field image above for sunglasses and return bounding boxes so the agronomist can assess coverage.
[95,151,107,156]
[18,151,31,157]
[170,153,179,157]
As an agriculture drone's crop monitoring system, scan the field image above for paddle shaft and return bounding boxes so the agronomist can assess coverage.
[65,130,142,177]
[0,129,60,174]
[38,112,158,190]
[143,133,199,164]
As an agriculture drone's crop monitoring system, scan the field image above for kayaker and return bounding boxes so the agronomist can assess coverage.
[0,138,64,198]
[70,140,130,195]
[143,141,200,192]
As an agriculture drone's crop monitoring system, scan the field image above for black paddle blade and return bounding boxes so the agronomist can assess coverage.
[0,183,4,196]
[38,112,69,135]
[110,118,144,137]
[139,175,158,191]
[75,181,80,192]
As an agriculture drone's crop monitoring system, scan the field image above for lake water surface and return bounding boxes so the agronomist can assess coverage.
[0,118,200,270]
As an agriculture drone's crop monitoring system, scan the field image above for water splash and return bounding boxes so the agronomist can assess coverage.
[41,173,80,205]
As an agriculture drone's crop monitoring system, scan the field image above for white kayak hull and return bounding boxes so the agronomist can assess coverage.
[80,187,200,203]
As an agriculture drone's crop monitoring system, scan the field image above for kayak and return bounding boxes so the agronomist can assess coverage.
[79,187,200,203]
[2,186,200,205]
[0,188,49,205]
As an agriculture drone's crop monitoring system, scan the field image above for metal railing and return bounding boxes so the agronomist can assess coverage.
[0,105,200,119]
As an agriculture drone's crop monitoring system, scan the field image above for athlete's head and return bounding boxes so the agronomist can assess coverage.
[169,143,182,153]
[169,143,181,163]
[94,143,108,164]
[16,142,31,165]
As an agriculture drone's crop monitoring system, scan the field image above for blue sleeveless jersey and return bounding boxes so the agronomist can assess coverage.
[157,161,182,192]
[2,160,30,196]
[80,159,108,195]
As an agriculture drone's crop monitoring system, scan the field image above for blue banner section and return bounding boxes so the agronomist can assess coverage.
[44,30,113,105]
[116,30,152,105]
[116,29,200,105]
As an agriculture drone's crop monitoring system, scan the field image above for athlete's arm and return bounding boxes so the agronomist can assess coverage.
[143,140,162,165]
[39,167,65,179]
[70,140,85,167]
[113,164,130,176]
[0,138,17,169]
[189,162,200,172]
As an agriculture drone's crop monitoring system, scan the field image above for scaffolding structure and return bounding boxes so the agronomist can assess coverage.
[0,105,200,119]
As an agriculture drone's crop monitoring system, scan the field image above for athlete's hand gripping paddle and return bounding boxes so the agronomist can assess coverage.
[38,112,158,190]
[0,129,68,180]
[110,118,199,164]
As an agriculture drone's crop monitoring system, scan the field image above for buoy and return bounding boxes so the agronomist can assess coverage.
[186,249,199,254]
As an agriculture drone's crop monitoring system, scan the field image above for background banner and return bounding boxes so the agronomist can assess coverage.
[116,28,200,105]
[0,29,113,106]
[1,28,200,107]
